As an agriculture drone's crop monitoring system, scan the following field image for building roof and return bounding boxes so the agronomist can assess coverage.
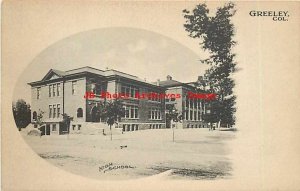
[52,69,67,77]
[28,66,163,89]
[158,78,196,90]
[41,69,66,81]
[158,79,185,87]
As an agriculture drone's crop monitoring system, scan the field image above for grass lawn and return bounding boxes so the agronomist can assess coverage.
[21,128,236,180]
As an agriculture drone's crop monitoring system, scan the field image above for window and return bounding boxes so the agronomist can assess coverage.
[124,106,130,118]
[52,124,57,131]
[121,85,138,98]
[49,104,60,118]
[49,85,51,97]
[91,83,103,95]
[52,84,56,97]
[185,110,189,120]
[72,125,76,130]
[37,88,41,99]
[186,99,189,108]
[72,81,77,95]
[194,111,197,121]
[148,91,161,102]
[77,108,83,118]
[125,87,130,96]
[190,110,193,120]
[53,105,56,118]
[200,102,202,112]
[78,125,81,130]
[49,105,52,118]
[57,104,61,118]
[57,83,60,96]
[130,107,135,118]
[198,111,201,121]
[121,86,126,94]
[123,105,138,119]
[32,111,37,121]
[149,108,162,120]
[91,84,96,94]
[134,107,138,118]
[130,88,135,97]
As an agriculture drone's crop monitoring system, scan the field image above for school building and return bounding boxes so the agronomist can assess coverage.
[28,66,207,135]
[158,75,208,129]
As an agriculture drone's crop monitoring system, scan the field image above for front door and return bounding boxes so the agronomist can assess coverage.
[46,124,51,135]
[40,125,45,135]
[91,106,100,122]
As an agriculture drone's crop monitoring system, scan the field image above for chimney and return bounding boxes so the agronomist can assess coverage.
[167,75,172,80]
[156,79,160,86]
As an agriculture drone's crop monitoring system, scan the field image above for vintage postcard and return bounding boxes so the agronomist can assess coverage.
[2,1,300,190]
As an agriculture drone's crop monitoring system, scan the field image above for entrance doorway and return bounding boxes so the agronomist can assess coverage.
[46,124,51,135]
[40,125,45,135]
[91,106,100,122]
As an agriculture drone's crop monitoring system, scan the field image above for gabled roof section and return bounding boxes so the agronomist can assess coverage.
[41,69,66,81]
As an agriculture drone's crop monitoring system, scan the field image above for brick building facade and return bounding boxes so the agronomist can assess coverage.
[28,66,208,135]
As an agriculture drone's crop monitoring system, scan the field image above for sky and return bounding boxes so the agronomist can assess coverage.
[13,27,208,103]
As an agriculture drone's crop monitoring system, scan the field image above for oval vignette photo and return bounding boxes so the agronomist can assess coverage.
[12,25,237,179]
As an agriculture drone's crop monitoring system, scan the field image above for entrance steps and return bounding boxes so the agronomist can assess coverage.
[22,123,41,136]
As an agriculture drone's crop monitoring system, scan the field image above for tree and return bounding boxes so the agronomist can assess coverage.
[166,104,183,142]
[12,99,31,131]
[183,2,237,128]
[99,99,125,141]
[36,109,45,126]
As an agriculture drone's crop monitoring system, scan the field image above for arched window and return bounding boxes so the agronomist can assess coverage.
[77,108,83,118]
[32,111,37,121]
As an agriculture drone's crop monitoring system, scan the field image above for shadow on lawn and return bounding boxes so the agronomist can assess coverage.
[39,153,74,160]
[174,140,222,145]
[150,162,232,180]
